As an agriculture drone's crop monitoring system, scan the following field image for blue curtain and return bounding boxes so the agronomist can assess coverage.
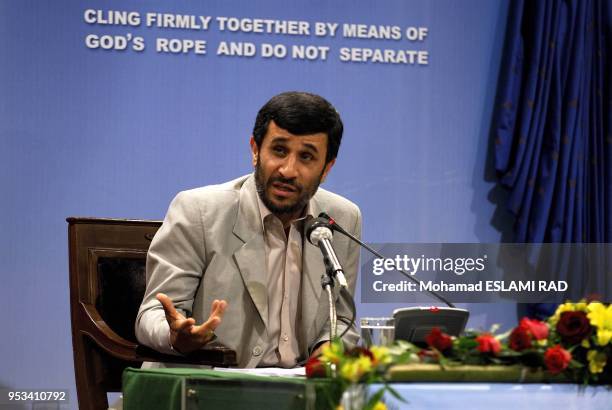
[493,0,610,316]
[494,0,610,243]
[494,0,612,243]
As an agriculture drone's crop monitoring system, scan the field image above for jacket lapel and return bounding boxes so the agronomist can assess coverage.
[232,176,269,329]
[231,176,330,347]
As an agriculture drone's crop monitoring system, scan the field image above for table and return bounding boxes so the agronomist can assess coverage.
[378,383,611,410]
[122,367,611,410]
[123,368,341,410]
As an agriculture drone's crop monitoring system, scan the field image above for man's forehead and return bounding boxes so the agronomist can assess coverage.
[266,121,328,149]
[268,134,327,147]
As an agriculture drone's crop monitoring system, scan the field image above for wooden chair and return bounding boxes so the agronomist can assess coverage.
[68,217,237,410]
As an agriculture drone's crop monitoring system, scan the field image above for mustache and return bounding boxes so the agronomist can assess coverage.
[268,176,302,191]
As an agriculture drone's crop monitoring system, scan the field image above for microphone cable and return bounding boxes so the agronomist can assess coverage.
[319,212,455,308]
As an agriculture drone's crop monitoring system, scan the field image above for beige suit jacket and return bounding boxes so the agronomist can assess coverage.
[135,174,361,367]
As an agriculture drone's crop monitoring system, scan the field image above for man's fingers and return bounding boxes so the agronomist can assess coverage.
[162,297,228,345]
[190,300,228,340]
[174,317,195,333]
[191,317,220,342]
[156,293,182,322]
[192,314,221,334]
[211,299,228,318]
[202,316,221,331]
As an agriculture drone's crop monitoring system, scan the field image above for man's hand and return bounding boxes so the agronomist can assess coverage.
[156,293,228,355]
[309,341,330,360]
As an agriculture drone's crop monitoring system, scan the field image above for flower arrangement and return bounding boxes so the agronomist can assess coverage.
[306,301,611,409]
[414,301,612,384]
[305,340,419,410]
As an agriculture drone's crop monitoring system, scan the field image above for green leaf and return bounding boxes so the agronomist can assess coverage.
[365,388,386,409]
[385,385,407,403]
[569,359,584,369]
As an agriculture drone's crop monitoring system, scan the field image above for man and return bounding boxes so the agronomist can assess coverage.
[136,91,361,368]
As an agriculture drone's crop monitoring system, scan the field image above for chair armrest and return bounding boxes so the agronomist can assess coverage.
[136,342,238,367]
[81,302,237,367]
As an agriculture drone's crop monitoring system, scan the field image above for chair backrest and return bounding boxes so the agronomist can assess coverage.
[68,217,236,410]
[68,217,161,410]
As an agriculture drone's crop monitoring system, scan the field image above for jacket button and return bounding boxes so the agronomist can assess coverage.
[252,346,262,356]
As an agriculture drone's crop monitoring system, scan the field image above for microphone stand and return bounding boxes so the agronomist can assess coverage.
[304,216,359,343]
[321,272,337,340]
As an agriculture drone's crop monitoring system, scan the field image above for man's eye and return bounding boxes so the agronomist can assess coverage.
[300,153,314,161]
[272,146,286,155]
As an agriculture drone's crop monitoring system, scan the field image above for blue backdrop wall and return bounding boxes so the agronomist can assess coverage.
[1,1,511,406]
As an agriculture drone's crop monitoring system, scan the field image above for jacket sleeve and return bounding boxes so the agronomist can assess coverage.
[135,191,206,354]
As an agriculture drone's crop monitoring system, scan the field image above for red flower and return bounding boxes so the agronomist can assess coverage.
[544,345,572,374]
[417,349,440,362]
[509,325,532,351]
[425,327,453,352]
[519,318,549,340]
[556,311,592,345]
[476,333,501,355]
[305,356,326,378]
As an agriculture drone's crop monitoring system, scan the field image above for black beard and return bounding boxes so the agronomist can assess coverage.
[254,160,321,216]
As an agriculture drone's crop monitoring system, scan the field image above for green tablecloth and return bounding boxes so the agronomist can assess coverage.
[122,364,580,410]
[123,368,341,410]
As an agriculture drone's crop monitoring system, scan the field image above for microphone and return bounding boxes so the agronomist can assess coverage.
[305,217,349,288]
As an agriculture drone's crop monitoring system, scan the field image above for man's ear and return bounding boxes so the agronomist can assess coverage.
[320,159,335,183]
[250,136,258,167]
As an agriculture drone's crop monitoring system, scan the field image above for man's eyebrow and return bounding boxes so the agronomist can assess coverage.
[301,143,320,154]
[268,136,321,155]
[269,136,289,144]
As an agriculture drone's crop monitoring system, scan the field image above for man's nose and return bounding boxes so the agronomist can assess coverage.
[278,155,298,179]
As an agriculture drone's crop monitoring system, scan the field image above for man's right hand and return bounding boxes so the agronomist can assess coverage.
[156,293,228,355]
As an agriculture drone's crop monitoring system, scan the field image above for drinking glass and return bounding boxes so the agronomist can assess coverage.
[360,317,395,347]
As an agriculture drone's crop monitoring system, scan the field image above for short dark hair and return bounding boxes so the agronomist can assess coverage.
[252,91,343,163]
